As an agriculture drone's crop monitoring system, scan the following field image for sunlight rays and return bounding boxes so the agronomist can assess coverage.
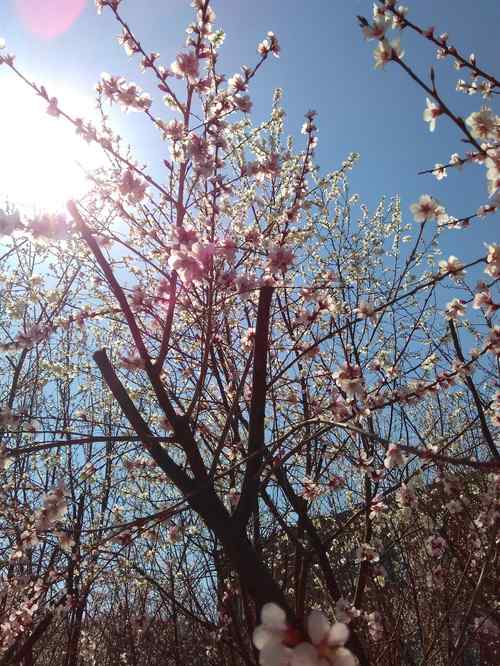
[0,77,101,211]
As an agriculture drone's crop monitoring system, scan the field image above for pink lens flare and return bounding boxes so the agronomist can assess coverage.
[15,0,87,40]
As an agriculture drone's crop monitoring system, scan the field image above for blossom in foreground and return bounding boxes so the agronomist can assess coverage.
[425,534,447,559]
[95,0,121,13]
[485,148,500,196]
[466,107,499,141]
[291,611,356,666]
[384,443,406,469]
[373,38,404,69]
[423,98,442,132]
[355,301,377,324]
[253,603,356,666]
[333,364,364,399]
[46,97,60,117]
[485,243,500,278]
[362,15,390,40]
[410,194,440,223]
[267,245,295,273]
[119,169,147,203]
[439,255,466,279]
[473,288,497,318]
[171,51,199,83]
[396,482,417,509]
[253,603,291,665]
[444,298,465,320]
[433,163,447,180]
[258,32,280,58]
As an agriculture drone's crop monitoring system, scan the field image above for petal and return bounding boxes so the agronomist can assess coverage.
[328,622,349,647]
[253,626,275,650]
[291,642,319,666]
[261,602,287,630]
[332,647,358,666]
[260,641,293,666]
[307,610,330,645]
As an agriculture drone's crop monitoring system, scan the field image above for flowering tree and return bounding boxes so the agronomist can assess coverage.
[0,1,498,664]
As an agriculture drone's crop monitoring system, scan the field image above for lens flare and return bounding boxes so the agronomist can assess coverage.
[15,0,87,40]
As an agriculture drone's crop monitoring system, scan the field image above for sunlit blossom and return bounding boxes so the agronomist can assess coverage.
[423,98,442,132]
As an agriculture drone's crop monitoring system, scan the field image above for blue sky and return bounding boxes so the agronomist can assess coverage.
[1,0,498,260]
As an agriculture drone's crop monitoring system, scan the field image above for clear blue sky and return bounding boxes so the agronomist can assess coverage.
[1,0,498,260]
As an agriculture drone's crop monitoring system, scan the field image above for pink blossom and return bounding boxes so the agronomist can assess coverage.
[362,15,390,40]
[444,298,465,320]
[473,288,497,318]
[331,392,351,422]
[369,494,388,521]
[384,443,406,469]
[168,525,183,544]
[334,599,361,625]
[170,225,199,249]
[0,210,21,236]
[485,243,500,278]
[95,0,121,13]
[257,32,280,58]
[423,98,442,132]
[433,163,447,180]
[118,29,139,56]
[46,97,60,117]
[366,612,384,642]
[373,38,404,69]
[290,611,355,666]
[236,274,258,299]
[328,475,345,491]
[119,352,145,371]
[488,326,500,355]
[425,534,446,559]
[217,236,237,262]
[439,255,466,279]
[233,94,253,113]
[119,169,147,203]
[171,51,199,83]
[29,213,68,240]
[302,478,323,502]
[158,118,184,141]
[267,245,295,273]
[355,301,377,324]
[357,543,380,563]
[99,73,151,112]
[252,603,291,665]
[466,107,499,141]
[410,194,440,222]
[228,73,248,94]
[396,482,417,509]
[333,364,365,399]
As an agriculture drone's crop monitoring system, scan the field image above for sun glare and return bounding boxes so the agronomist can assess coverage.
[0,78,102,212]
[15,0,87,41]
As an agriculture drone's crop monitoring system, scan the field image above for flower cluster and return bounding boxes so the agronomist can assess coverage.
[98,73,152,112]
[118,169,147,203]
[253,603,356,666]
[0,210,21,236]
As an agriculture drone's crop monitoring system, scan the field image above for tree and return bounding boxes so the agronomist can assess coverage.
[0,1,498,664]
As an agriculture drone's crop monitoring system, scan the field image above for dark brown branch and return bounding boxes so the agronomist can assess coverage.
[233,286,273,530]
[448,320,498,459]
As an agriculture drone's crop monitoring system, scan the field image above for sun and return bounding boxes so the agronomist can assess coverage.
[0,77,102,212]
